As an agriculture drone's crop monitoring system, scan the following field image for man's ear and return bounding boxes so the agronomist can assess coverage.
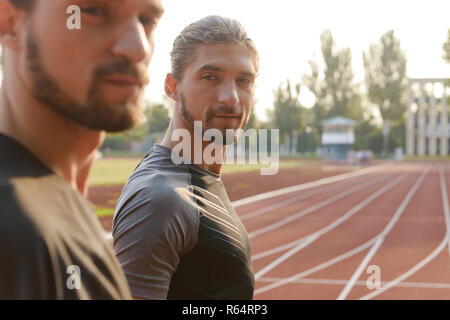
[164,73,180,102]
[0,0,23,51]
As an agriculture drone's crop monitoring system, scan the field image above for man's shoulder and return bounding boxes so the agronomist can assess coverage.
[113,162,199,234]
[118,158,194,209]
[0,182,48,252]
[0,186,56,299]
[113,163,200,256]
[0,183,130,300]
[0,134,51,180]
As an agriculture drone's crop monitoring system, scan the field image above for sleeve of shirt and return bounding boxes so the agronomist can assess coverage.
[112,181,199,300]
[0,185,57,299]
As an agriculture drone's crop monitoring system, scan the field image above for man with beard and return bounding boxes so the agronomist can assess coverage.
[113,15,259,300]
[0,0,164,299]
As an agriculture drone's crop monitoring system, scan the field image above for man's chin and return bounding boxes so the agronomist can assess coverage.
[74,116,136,133]
[69,100,143,133]
[201,128,240,146]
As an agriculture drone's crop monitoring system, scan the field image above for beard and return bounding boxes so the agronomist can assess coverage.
[179,92,249,145]
[25,30,149,132]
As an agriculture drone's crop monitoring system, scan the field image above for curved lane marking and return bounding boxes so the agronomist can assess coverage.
[232,162,392,208]
[360,165,450,300]
[249,172,397,240]
[254,172,408,281]
[337,166,430,300]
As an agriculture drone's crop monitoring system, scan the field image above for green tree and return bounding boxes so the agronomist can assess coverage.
[125,122,148,142]
[296,107,320,153]
[101,101,170,152]
[363,30,407,155]
[443,28,450,63]
[268,80,305,153]
[303,30,364,132]
[353,116,378,151]
[245,102,259,130]
[144,102,171,134]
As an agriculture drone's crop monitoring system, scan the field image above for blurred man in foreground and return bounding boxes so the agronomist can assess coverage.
[0,0,163,299]
[113,15,258,299]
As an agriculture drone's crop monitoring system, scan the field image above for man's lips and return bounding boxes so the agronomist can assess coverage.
[213,114,241,118]
[103,75,143,87]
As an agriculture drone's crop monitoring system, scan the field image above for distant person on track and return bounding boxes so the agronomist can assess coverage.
[0,0,164,299]
[113,15,259,299]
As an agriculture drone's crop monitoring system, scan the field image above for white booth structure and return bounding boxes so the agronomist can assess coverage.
[321,116,357,160]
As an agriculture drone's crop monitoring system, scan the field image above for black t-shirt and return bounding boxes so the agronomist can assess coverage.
[113,144,254,299]
[0,133,131,299]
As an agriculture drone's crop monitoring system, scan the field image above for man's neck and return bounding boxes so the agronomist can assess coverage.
[0,79,104,196]
[160,120,226,175]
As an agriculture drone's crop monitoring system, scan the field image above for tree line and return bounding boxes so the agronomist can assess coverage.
[121,28,448,157]
[263,29,450,156]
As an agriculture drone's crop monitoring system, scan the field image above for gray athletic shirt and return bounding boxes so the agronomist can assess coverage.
[0,133,131,299]
[112,144,254,299]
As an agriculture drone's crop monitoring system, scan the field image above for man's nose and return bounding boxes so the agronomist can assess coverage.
[218,80,239,107]
[111,19,152,64]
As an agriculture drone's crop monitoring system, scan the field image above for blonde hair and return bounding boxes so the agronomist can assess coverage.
[170,15,259,80]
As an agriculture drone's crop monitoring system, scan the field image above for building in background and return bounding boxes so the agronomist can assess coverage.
[406,79,450,156]
[320,116,357,160]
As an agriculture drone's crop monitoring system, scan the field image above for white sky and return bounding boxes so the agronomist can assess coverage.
[145,0,450,121]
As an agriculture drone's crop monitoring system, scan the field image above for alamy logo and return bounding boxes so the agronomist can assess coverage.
[66,5,81,30]
[366,265,381,290]
[170,121,280,175]
[66,265,81,290]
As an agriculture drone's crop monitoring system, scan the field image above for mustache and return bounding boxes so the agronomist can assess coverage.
[206,105,243,120]
[93,60,149,85]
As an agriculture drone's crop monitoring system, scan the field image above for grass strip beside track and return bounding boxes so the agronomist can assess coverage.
[95,206,115,218]
[88,158,316,187]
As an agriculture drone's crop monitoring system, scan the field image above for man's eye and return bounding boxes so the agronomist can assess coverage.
[238,78,251,85]
[139,16,157,29]
[202,74,218,81]
[81,6,107,17]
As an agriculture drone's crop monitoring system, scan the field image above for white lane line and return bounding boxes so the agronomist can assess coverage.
[254,173,408,280]
[336,238,384,299]
[252,172,403,261]
[231,162,392,208]
[257,277,450,290]
[253,166,424,296]
[254,235,378,296]
[337,166,430,300]
[104,174,385,243]
[445,163,450,258]
[104,163,392,241]
[241,169,385,221]
[360,165,450,300]
[255,234,319,280]
[248,172,393,239]
[252,238,304,261]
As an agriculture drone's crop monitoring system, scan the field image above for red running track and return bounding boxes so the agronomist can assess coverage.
[234,162,450,300]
